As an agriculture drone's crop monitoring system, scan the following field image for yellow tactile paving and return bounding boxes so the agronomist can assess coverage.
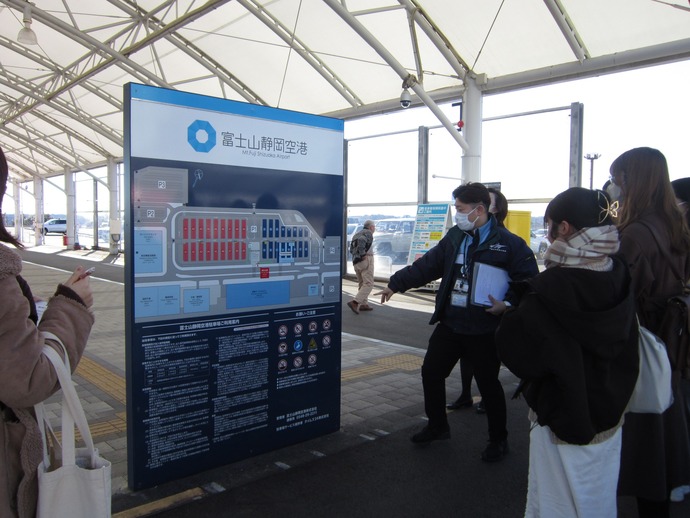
[76,355,126,404]
[112,487,206,518]
[68,356,129,439]
[90,412,128,436]
[69,346,422,438]
[342,353,422,381]
[372,353,423,371]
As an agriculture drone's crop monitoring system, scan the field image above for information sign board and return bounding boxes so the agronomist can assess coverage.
[407,203,453,264]
[124,84,344,489]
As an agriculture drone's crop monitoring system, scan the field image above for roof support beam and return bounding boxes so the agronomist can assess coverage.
[405,8,424,84]
[3,0,175,122]
[398,0,468,80]
[110,0,266,105]
[0,73,122,145]
[543,0,589,62]
[485,38,690,95]
[323,0,469,153]
[236,0,363,107]
[0,91,111,159]
[0,36,122,111]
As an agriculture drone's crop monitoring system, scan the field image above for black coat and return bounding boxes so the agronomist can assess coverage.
[496,256,639,445]
[388,218,539,335]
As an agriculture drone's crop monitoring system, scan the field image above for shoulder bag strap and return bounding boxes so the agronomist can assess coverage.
[637,220,689,292]
[38,333,97,467]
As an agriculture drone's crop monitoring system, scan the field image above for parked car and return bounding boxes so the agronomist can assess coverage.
[43,218,67,235]
[98,227,111,243]
[530,229,548,260]
[373,218,415,263]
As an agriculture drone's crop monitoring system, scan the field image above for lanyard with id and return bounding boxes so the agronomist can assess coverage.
[451,233,474,308]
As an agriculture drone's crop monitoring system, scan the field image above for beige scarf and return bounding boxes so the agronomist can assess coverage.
[543,225,619,272]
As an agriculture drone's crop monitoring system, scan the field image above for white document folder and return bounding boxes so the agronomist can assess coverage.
[471,262,510,307]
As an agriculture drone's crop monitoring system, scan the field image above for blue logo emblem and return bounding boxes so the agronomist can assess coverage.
[187,120,216,152]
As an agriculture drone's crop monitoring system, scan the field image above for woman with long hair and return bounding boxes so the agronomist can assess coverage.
[612,147,690,516]
[0,147,95,518]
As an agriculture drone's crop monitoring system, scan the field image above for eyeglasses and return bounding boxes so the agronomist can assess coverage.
[609,170,626,182]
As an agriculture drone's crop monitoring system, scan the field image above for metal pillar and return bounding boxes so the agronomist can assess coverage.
[569,102,584,187]
[585,153,601,190]
[12,181,21,241]
[461,78,483,183]
[65,168,76,249]
[418,126,429,204]
[92,178,99,249]
[107,157,121,254]
[34,177,44,245]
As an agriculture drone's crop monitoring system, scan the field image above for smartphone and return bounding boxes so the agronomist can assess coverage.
[80,266,96,279]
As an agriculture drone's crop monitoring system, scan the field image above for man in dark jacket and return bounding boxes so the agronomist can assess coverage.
[347,220,375,313]
[378,183,538,461]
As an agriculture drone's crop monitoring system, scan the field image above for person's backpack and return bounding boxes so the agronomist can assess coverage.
[639,221,690,379]
[350,229,371,264]
[349,237,358,259]
[658,293,690,379]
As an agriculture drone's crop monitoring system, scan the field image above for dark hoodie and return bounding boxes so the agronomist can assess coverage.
[496,255,639,445]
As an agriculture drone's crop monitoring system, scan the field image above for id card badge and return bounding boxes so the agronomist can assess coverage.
[451,292,468,307]
[453,279,469,293]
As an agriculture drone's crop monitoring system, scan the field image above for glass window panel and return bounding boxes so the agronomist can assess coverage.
[482,110,572,200]
[345,204,418,280]
[428,127,463,203]
[347,132,418,205]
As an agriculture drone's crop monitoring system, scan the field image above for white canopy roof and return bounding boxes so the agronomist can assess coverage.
[1,0,689,181]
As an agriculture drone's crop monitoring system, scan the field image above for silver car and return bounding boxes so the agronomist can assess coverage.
[530,229,548,260]
[43,218,67,235]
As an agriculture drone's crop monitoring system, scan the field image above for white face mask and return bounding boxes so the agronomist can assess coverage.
[606,182,622,202]
[455,207,478,231]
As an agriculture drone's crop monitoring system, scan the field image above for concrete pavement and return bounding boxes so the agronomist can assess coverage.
[15,244,690,517]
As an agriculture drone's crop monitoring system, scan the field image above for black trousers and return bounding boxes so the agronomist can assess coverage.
[422,323,507,443]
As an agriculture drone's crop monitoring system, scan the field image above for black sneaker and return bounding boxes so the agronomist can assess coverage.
[481,439,508,462]
[410,425,450,444]
[446,396,473,410]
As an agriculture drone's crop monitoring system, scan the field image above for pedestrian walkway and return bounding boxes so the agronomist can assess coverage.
[19,247,482,514]
[16,245,690,517]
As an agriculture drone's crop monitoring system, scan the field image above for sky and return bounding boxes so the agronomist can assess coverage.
[344,59,690,221]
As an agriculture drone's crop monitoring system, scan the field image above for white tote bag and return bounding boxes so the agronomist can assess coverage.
[627,322,674,414]
[34,333,111,518]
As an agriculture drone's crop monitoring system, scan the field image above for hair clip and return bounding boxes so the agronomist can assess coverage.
[597,190,618,223]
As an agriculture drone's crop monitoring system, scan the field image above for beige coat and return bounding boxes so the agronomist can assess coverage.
[0,244,94,518]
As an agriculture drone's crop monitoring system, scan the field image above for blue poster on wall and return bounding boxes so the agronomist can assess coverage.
[123,83,344,490]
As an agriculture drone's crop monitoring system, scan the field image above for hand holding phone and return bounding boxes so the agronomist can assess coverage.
[80,266,96,279]
[63,266,95,308]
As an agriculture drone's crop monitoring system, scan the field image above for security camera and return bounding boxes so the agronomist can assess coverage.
[400,89,411,108]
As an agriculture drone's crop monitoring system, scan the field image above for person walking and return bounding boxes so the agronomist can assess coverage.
[378,182,538,461]
[0,147,95,518]
[496,187,639,517]
[347,220,375,314]
[612,147,690,517]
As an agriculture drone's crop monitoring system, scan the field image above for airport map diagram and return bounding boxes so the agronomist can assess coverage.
[132,166,342,321]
